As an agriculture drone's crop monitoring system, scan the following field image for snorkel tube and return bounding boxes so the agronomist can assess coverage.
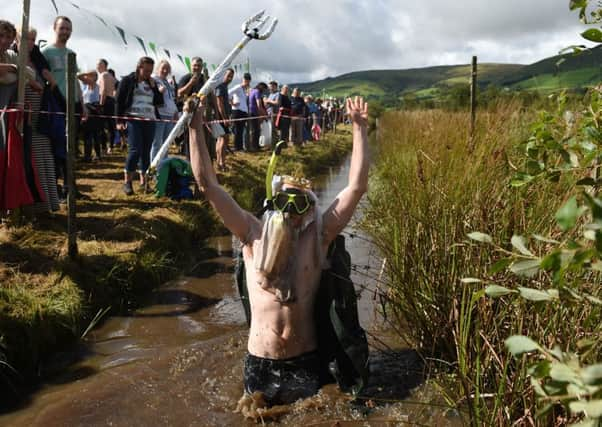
[264,140,287,211]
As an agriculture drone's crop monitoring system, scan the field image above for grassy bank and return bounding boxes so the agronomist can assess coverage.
[0,129,352,408]
[362,103,602,425]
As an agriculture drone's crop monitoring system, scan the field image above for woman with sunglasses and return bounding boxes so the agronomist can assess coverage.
[188,96,370,407]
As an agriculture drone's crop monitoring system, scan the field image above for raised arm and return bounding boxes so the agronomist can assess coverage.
[322,96,369,245]
[188,100,259,242]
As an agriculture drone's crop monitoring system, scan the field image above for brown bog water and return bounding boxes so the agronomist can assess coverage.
[0,158,465,427]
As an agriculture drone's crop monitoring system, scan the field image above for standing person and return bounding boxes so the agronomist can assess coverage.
[214,68,233,171]
[248,82,268,152]
[42,15,86,199]
[228,72,251,151]
[78,70,103,162]
[150,59,178,164]
[116,56,163,195]
[177,56,204,159]
[17,26,60,213]
[264,81,280,144]
[0,20,18,152]
[305,95,319,142]
[108,68,126,151]
[188,96,370,407]
[276,85,291,145]
[289,88,305,146]
[96,58,116,154]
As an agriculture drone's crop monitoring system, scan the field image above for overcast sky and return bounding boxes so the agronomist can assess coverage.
[3,0,597,84]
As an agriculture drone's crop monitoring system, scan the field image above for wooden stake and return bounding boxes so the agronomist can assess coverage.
[16,0,30,129]
[470,56,477,139]
[66,52,78,258]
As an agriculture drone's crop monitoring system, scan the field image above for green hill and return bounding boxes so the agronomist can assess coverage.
[294,45,602,101]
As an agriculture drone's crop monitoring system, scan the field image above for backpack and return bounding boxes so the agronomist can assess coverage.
[235,234,370,395]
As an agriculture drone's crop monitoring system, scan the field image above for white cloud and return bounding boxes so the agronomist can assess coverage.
[2,0,596,85]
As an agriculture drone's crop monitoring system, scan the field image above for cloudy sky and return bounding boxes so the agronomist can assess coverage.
[4,0,597,84]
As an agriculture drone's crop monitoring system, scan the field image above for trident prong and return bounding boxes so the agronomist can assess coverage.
[243,10,278,40]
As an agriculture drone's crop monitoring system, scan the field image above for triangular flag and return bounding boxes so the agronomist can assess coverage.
[50,0,59,14]
[177,54,185,66]
[135,36,148,55]
[70,1,80,9]
[93,14,108,27]
[184,57,191,73]
[211,64,216,71]
[148,42,157,57]
[163,49,171,59]
[115,26,127,45]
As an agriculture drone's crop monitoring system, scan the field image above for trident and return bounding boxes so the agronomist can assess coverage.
[149,11,278,171]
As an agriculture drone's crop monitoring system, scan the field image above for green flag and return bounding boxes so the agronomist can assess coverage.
[149,42,157,57]
[211,64,216,71]
[184,56,191,73]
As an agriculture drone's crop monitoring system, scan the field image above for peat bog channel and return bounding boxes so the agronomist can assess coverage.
[0,157,463,426]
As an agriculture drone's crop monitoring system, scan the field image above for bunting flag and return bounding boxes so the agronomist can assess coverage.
[37,39,48,49]
[148,42,157,57]
[115,26,127,45]
[135,36,148,55]
[93,14,108,27]
[50,0,213,73]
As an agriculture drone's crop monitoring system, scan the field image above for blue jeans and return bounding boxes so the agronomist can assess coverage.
[125,120,155,174]
[150,118,175,165]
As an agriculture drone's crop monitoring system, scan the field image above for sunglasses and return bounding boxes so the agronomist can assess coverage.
[273,190,313,215]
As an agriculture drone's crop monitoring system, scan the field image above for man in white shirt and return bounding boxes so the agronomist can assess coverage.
[228,72,251,151]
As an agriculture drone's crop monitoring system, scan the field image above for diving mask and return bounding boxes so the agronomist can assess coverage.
[273,188,314,215]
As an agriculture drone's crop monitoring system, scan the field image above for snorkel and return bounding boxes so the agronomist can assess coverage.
[264,140,286,212]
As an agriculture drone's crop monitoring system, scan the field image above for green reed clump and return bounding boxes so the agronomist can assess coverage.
[362,103,595,425]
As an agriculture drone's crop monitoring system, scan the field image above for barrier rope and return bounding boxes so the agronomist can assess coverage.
[0,106,345,126]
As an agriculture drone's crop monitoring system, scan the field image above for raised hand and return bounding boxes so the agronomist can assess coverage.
[346,96,368,128]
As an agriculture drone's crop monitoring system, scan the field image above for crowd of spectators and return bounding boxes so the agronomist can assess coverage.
[0,15,346,208]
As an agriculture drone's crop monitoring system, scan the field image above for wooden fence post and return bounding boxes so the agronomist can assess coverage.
[66,52,78,258]
[470,56,478,139]
[16,0,30,123]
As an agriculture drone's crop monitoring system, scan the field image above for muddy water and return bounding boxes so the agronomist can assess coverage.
[0,158,464,427]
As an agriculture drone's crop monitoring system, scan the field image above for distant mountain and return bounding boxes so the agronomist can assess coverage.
[293,45,602,99]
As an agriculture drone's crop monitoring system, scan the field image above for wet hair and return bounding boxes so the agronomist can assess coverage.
[255,82,268,91]
[225,67,235,76]
[0,20,17,39]
[269,81,278,86]
[53,16,72,29]
[98,58,108,67]
[107,68,115,77]
[243,72,252,81]
[191,56,203,65]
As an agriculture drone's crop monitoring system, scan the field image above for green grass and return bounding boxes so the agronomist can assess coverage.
[511,67,602,92]
[361,104,594,425]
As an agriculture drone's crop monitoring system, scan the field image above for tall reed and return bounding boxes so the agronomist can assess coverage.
[362,102,598,425]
